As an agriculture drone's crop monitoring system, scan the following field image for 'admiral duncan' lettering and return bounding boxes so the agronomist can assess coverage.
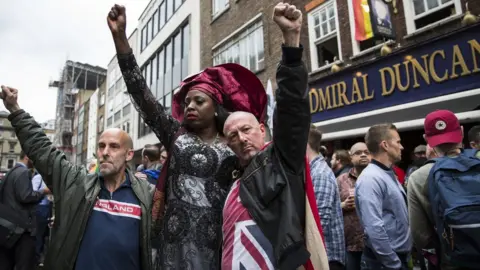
[308,26,480,123]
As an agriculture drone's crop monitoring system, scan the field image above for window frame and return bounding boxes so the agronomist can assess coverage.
[212,0,229,18]
[307,0,342,71]
[347,0,394,56]
[212,20,265,73]
[402,0,462,34]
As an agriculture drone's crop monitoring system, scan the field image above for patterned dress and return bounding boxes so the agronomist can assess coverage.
[117,51,239,269]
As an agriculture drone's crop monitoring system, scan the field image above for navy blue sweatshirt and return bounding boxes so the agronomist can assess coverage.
[75,174,141,270]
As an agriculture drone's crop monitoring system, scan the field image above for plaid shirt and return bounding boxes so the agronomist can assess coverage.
[310,155,346,265]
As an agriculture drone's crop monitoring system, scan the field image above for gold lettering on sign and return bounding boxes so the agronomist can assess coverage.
[318,87,333,111]
[351,77,364,103]
[429,50,448,83]
[410,55,430,88]
[450,45,471,79]
[468,39,480,73]
[309,88,319,113]
[308,38,480,115]
[380,67,395,96]
[362,74,374,100]
[336,81,350,106]
[393,62,410,92]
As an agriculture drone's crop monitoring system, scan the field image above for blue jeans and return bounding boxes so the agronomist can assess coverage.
[35,204,51,260]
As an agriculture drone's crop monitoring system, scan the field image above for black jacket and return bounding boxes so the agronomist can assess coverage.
[1,163,43,234]
[239,46,311,270]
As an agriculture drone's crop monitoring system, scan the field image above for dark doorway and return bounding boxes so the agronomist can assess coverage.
[322,120,480,170]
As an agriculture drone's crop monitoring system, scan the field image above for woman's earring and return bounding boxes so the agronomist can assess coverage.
[215,112,218,117]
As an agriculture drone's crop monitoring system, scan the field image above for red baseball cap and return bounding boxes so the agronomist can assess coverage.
[424,110,462,147]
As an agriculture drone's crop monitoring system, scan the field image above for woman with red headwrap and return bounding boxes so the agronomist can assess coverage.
[107,5,266,270]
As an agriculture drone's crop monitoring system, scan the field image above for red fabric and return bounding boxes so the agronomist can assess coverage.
[393,166,405,185]
[172,63,267,122]
[304,157,326,270]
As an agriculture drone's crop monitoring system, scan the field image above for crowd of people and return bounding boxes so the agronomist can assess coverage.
[1,2,480,270]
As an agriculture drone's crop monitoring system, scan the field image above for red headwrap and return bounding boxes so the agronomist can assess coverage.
[172,63,267,122]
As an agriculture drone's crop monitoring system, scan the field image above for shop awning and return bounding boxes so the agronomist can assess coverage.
[315,88,480,141]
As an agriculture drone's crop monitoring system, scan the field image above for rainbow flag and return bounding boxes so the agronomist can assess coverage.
[353,0,374,41]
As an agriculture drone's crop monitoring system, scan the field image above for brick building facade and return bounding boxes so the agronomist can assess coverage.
[201,0,480,87]
[200,0,313,91]
[200,0,480,163]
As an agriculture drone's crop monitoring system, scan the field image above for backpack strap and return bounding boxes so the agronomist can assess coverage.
[462,148,479,158]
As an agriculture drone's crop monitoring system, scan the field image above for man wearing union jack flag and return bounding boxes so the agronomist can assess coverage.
[222,3,329,270]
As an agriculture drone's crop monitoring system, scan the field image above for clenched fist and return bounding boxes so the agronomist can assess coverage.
[273,3,303,34]
[107,4,127,37]
[0,86,20,113]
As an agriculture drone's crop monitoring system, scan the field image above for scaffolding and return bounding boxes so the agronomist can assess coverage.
[49,60,106,161]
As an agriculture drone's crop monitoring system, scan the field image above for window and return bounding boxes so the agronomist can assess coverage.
[157,49,165,99]
[10,131,15,138]
[159,1,166,29]
[147,19,153,45]
[77,132,83,154]
[213,21,264,72]
[138,115,151,138]
[152,53,158,91]
[98,116,104,133]
[347,0,390,55]
[141,26,147,51]
[307,1,341,70]
[99,93,105,107]
[9,142,15,153]
[174,0,183,11]
[140,23,189,111]
[107,116,112,127]
[145,62,152,87]
[122,104,131,116]
[7,159,14,169]
[122,121,131,134]
[165,41,173,93]
[0,120,4,125]
[114,92,122,108]
[152,10,159,37]
[114,110,121,122]
[213,0,229,17]
[403,0,462,33]
[172,32,182,89]
[167,0,173,20]
[182,23,190,80]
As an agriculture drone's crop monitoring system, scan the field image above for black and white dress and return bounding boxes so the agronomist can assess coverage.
[118,51,238,270]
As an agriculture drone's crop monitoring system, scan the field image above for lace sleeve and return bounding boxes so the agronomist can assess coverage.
[117,51,181,147]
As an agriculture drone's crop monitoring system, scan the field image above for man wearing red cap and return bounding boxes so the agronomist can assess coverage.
[408,110,480,270]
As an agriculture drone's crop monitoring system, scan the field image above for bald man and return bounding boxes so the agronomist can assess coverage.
[221,9,312,268]
[337,142,371,270]
[0,86,154,270]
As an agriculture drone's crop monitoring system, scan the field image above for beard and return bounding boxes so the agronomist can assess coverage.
[413,157,428,167]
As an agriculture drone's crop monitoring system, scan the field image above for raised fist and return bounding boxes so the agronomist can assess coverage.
[0,86,20,113]
[273,3,303,34]
[107,4,127,37]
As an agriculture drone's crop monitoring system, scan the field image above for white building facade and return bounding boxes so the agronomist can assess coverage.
[105,30,139,140]
[132,0,201,151]
[87,88,99,162]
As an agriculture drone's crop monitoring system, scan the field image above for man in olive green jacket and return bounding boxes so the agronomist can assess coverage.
[0,85,154,270]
